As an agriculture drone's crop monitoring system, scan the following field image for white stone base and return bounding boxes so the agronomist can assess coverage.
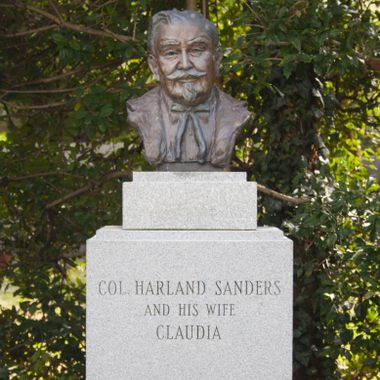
[86,227,293,380]
[123,172,257,230]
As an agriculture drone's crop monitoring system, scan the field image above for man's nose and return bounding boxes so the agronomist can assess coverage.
[178,50,192,69]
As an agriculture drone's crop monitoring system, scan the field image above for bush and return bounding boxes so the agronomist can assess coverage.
[0,1,378,378]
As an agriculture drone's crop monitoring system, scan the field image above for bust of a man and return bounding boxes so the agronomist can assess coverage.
[127,10,250,171]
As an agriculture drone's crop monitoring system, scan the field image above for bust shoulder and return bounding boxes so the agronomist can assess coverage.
[126,86,166,165]
[214,89,251,140]
[210,89,251,167]
[126,87,160,116]
[126,86,162,140]
[217,89,251,125]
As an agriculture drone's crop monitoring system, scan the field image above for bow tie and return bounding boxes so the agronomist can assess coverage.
[171,102,210,163]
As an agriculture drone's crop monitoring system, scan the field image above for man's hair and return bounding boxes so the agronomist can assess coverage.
[147,9,220,55]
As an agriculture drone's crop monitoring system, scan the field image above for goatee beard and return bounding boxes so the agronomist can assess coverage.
[165,78,211,105]
[182,82,198,103]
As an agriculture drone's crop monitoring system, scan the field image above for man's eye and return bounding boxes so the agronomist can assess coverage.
[190,48,205,55]
[164,51,178,57]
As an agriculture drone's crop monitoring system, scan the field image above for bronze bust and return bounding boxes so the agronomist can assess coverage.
[127,10,250,171]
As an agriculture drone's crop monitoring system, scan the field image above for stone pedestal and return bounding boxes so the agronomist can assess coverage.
[123,172,257,230]
[87,172,293,380]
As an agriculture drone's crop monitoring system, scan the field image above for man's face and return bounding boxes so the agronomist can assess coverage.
[149,21,220,106]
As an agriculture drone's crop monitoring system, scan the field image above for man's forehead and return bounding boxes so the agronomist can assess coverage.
[155,21,213,46]
[159,36,211,47]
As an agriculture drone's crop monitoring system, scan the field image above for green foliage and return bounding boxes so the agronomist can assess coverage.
[286,173,379,378]
[0,1,379,379]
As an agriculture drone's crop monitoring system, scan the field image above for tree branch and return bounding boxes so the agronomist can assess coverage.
[12,2,135,43]
[3,167,310,207]
[202,0,209,17]
[61,244,86,259]
[1,102,16,128]
[43,170,309,209]
[1,100,66,110]
[0,87,77,94]
[0,171,90,187]
[0,113,30,119]
[11,65,82,88]
[186,0,197,11]
[2,24,57,37]
[91,0,118,13]
[10,59,121,88]
[1,171,68,184]
[61,250,86,259]
[48,0,64,23]
[257,183,310,205]
[367,58,380,72]
[45,170,132,209]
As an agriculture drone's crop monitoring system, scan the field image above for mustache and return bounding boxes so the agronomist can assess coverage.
[166,69,206,80]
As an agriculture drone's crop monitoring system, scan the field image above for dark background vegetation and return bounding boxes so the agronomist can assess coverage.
[0,0,379,379]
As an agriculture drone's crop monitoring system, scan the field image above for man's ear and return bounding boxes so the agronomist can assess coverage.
[148,55,160,81]
[214,48,223,73]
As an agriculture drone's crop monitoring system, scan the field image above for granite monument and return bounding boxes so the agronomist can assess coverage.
[87,10,293,380]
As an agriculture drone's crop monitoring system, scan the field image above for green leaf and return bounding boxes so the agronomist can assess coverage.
[99,105,113,118]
